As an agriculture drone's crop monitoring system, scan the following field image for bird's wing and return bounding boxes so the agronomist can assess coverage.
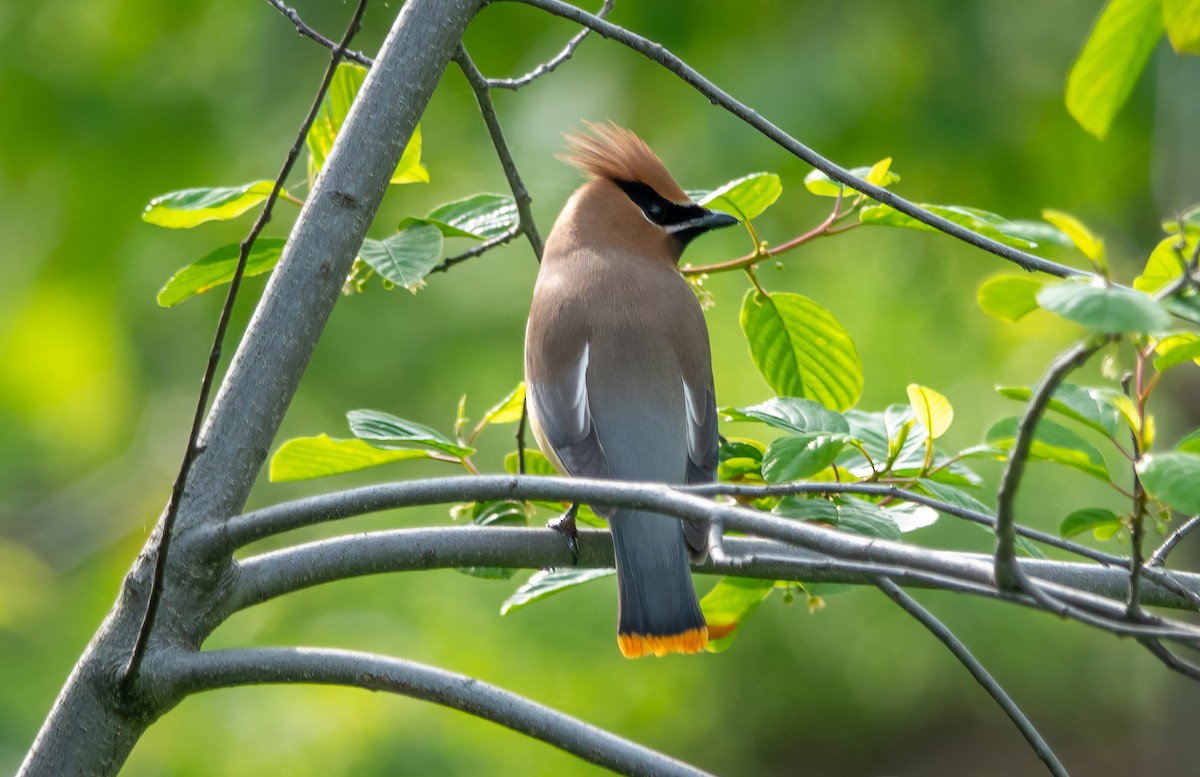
[527,341,611,482]
[681,375,718,557]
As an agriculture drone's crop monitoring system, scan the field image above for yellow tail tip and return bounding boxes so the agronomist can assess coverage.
[618,627,708,658]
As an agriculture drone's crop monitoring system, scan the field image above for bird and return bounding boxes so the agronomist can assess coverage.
[524,122,738,658]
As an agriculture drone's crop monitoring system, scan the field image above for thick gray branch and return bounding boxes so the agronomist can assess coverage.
[166,647,713,777]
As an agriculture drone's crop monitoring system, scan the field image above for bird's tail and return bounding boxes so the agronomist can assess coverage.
[609,509,708,658]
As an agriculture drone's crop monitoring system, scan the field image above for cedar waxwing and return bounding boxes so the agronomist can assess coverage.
[524,123,738,658]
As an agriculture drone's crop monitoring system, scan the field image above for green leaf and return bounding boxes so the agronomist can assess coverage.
[406,194,519,240]
[482,382,526,426]
[142,181,282,228]
[859,203,1037,249]
[307,63,428,185]
[1164,204,1200,236]
[1060,507,1123,539]
[157,239,285,307]
[1177,429,1200,453]
[358,224,444,291]
[698,173,781,221]
[740,290,863,412]
[986,416,1111,480]
[1165,0,1200,54]
[701,577,775,653]
[347,409,474,458]
[885,502,939,532]
[500,568,615,615]
[1065,0,1164,139]
[995,383,1124,437]
[720,397,850,435]
[915,480,1044,557]
[1138,452,1200,515]
[1037,279,1170,334]
[762,434,849,482]
[504,449,560,477]
[775,496,902,541]
[717,438,766,483]
[1042,209,1106,269]
[906,384,953,439]
[977,275,1046,322]
[268,434,430,482]
[1134,235,1197,293]
[803,163,901,197]
[1153,333,1200,371]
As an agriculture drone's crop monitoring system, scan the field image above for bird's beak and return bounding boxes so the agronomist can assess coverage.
[665,208,740,238]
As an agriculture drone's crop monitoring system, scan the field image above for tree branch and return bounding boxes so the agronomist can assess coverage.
[485,0,615,90]
[1150,516,1200,567]
[876,579,1067,777]
[166,647,713,777]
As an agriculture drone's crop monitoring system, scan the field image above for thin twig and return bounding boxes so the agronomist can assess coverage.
[454,46,545,260]
[876,578,1067,777]
[510,0,1083,279]
[430,226,522,274]
[994,337,1108,590]
[517,398,529,474]
[1123,366,1147,616]
[1150,516,1200,567]
[263,0,375,67]
[121,0,371,692]
[167,647,713,777]
[486,0,615,89]
[1139,639,1200,681]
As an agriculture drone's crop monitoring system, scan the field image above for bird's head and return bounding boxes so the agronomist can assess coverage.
[555,122,738,264]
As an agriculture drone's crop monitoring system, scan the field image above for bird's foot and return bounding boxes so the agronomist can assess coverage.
[548,503,580,565]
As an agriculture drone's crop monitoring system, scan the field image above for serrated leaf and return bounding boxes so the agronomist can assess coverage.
[347,409,474,458]
[1154,333,1200,371]
[721,397,850,435]
[142,181,281,228]
[157,239,285,307]
[859,203,1036,249]
[358,224,444,291]
[1065,0,1164,139]
[500,568,615,615]
[268,434,430,482]
[701,577,775,652]
[762,434,849,482]
[482,382,526,426]
[740,290,863,412]
[1042,209,1106,268]
[986,416,1110,480]
[422,194,518,240]
[906,384,953,439]
[1037,279,1170,334]
[1060,507,1123,539]
[698,173,781,221]
[803,163,901,197]
[1165,0,1200,54]
[775,496,902,541]
[307,63,427,185]
[1134,235,1197,293]
[995,383,1123,437]
[1138,452,1200,515]
[977,275,1046,322]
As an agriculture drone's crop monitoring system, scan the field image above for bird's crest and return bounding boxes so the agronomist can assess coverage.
[562,122,691,204]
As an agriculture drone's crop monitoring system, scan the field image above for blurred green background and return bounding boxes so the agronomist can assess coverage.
[2,0,1198,774]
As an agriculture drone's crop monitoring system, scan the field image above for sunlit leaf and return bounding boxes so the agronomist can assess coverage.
[1065,0,1164,139]
[740,290,863,412]
[804,163,901,197]
[347,409,474,458]
[699,173,781,221]
[995,383,1124,437]
[885,503,939,532]
[1163,204,1200,236]
[358,224,444,291]
[906,384,953,439]
[1060,507,1123,539]
[977,275,1046,322]
[1164,0,1200,53]
[701,577,776,652]
[1177,428,1200,453]
[1042,209,1106,269]
[482,382,526,426]
[1153,333,1200,371]
[721,397,849,435]
[500,568,615,615]
[402,194,518,240]
[142,181,282,228]
[762,433,849,482]
[859,203,1037,249]
[1037,279,1170,334]
[269,434,430,482]
[1134,235,1196,293]
[1137,452,1200,515]
[157,239,285,307]
[986,416,1110,480]
[503,449,559,477]
[717,438,766,483]
[307,63,428,185]
[775,496,902,541]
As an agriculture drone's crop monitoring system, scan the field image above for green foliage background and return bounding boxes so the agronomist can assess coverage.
[1,1,1197,774]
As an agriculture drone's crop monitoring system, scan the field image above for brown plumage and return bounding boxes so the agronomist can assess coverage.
[524,124,737,658]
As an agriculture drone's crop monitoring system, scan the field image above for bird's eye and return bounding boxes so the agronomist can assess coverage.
[647,202,665,219]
